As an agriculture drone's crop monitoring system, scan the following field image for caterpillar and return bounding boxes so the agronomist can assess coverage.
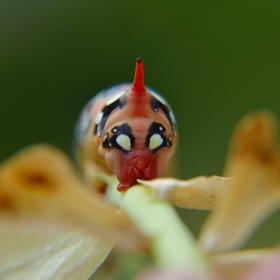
[74,58,177,192]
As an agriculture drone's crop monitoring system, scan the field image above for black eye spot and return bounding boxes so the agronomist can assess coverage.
[147,122,166,135]
[145,122,172,153]
[102,123,135,154]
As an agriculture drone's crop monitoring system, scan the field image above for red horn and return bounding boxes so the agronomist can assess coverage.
[131,57,146,92]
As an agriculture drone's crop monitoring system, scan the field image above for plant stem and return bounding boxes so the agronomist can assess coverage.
[103,175,207,272]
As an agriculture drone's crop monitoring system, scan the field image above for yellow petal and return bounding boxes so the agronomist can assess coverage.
[199,111,280,252]
[138,176,231,210]
[0,144,148,252]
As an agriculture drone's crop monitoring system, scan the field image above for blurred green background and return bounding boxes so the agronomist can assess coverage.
[1,0,280,278]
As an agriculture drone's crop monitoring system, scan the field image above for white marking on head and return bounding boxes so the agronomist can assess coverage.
[159,126,164,131]
[106,91,126,106]
[116,134,131,151]
[103,134,108,142]
[169,136,172,141]
[150,91,168,105]
[113,128,117,133]
[149,134,163,150]
[95,111,103,124]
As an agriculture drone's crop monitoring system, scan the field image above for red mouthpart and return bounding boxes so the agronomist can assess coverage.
[116,149,157,192]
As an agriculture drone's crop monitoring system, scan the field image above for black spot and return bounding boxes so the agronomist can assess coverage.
[94,93,127,136]
[102,123,135,154]
[111,123,133,136]
[150,95,176,134]
[145,122,172,153]
[99,100,120,132]
[102,132,110,148]
[93,122,98,135]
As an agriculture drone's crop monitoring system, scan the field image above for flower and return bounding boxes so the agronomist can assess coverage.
[1,111,280,279]
[0,145,147,279]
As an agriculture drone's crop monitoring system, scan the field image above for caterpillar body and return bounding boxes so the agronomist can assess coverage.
[74,58,177,192]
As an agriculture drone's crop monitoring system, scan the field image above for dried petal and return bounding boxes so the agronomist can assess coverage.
[199,112,280,252]
[0,145,148,252]
[138,176,231,210]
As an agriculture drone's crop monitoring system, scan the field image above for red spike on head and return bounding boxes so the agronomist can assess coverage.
[132,57,146,92]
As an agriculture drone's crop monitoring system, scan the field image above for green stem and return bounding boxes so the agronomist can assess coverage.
[101,174,207,272]
[122,185,207,270]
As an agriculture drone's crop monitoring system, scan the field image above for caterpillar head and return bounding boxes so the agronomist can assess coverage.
[96,58,177,191]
